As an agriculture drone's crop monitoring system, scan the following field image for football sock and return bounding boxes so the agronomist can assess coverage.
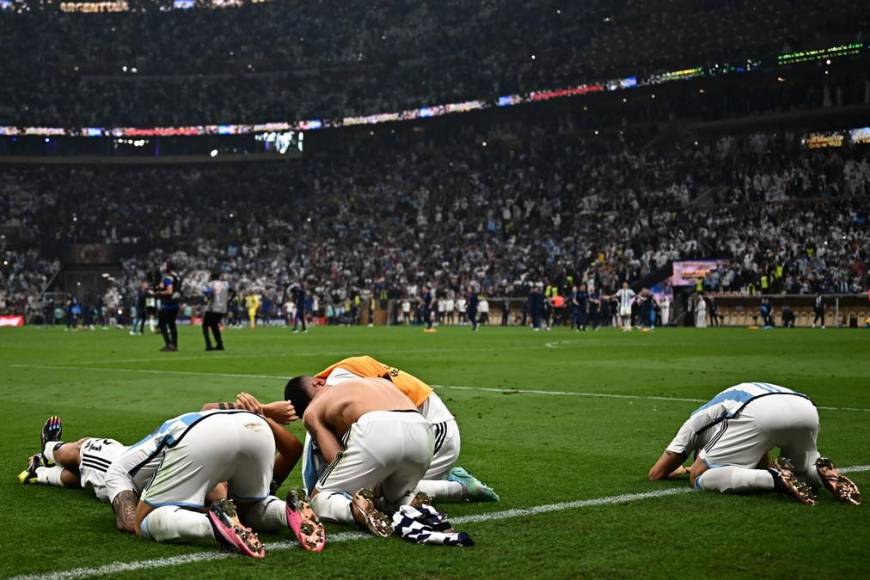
[416,480,467,501]
[697,466,775,493]
[244,496,287,532]
[140,506,213,543]
[790,451,823,488]
[311,491,354,524]
[42,442,63,465]
[35,466,65,486]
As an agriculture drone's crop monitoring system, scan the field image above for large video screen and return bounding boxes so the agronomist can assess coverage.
[671,260,728,286]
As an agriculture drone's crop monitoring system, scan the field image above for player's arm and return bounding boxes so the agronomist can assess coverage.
[265,416,303,487]
[649,408,721,481]
[200,400,249,412]
[201,393,296,424]
[648,450,688,480]
[112,490,139,534]
[236,392,298,424]
[105,450,145,534]
[303,399,342,464]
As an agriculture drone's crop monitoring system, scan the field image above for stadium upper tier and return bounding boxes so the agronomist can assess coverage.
[0,0,866,127]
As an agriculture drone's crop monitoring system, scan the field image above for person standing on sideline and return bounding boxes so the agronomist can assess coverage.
[130,281,148,336]
[245,291,260,329]
[293,283,308,333]
[203,272,233,351]
[478,295,489,325]
[401,297,411,324]
[420,286,435,332]
[466,286,479,331]
[709,296,719,327]
[152,261,181,352]
[587,288,601,330]
[573,284,589,331]
[696,293,708,328]
[612,281,636,332]
[813,294,825,328]
[501,297,510,326]
[760,298,774,329]
[528,284,545,331]
[660,294,671,326]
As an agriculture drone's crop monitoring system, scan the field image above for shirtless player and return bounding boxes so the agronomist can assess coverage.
[285,376,435,537]
[289,355,498,502]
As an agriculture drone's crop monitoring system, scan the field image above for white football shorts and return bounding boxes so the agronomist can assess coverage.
[141,413,274,508]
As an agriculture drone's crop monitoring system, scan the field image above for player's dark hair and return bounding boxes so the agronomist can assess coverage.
[284,376,311,416]
[210,271,220,281]
[165,260,176,272]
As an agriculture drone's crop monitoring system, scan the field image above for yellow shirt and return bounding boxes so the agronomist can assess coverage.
[245,294,260,310]
[315,355,432,407]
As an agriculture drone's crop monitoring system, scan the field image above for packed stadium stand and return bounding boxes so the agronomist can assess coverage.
[1,0,868,125]
[0,0,867,325]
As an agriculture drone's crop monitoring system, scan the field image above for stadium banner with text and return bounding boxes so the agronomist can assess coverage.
[802,131,845,149]
[0,315,25,327]
[850,126,870,145]
[0,42,866,138]
[671,260,728,286]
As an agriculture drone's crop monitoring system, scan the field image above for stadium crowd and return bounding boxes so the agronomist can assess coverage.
[0,0,867,125]
[1,125,867,317]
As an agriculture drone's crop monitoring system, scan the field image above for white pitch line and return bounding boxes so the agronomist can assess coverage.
[9,487,691,580]
[9,364,870,413]
[841,465,870,474]
[12,465,870,580]
[8,364,285,381]
[433,385,870,413]
[433,384,706,404]
[72,345,542,366]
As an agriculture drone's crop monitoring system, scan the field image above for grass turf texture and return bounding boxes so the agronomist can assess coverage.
[1,325,868,579]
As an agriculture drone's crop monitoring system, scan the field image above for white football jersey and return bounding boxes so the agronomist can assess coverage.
[79,438,128,502]
[615,288,636,310]
[666,382,808,455]
[104,410,252,503]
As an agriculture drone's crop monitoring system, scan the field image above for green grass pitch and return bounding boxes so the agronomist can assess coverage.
[1,325,868,578]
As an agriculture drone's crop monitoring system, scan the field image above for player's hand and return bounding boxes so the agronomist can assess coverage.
[667,465,689,479]
[262,401,297,424]
[235,392,263,414]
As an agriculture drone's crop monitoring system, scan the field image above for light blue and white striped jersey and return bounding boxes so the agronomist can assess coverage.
[104,410,249,503]
[666,382,810,455]
[691,382,806,417]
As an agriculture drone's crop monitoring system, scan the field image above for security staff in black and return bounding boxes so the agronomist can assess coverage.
[154,261,181,352]
[466,286,479,331]
[813,294,825,328]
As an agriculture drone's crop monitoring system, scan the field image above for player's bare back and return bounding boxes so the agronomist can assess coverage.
[310,377,417,436]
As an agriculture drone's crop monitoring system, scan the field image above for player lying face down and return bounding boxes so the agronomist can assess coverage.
[285,376,435,537]
[22,395,324,557]
[19,416,129,503]
[23,396,300,500]
[285,355,499,503]
[649,382,860,506]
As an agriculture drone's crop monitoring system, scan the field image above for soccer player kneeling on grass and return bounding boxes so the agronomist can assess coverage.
[648,382,861,506]
[292,355,499,503]
[104,409,325,557]
[285,376,435,537]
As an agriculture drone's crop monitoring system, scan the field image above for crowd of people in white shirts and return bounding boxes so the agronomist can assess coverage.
[0,123,867,318]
